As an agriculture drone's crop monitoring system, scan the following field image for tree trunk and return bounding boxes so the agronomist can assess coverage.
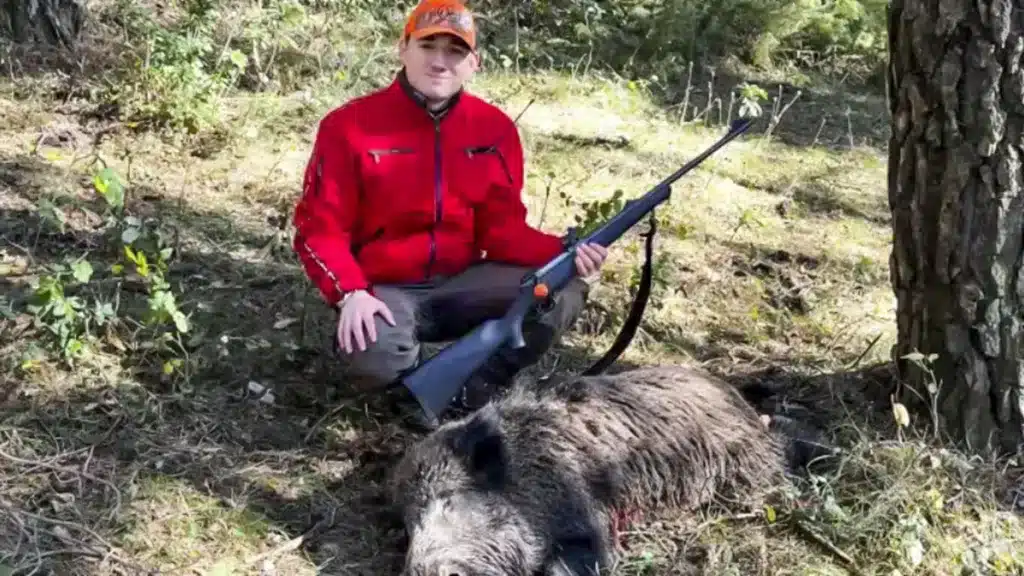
[1,0,85,47]
[888,0,1024,456]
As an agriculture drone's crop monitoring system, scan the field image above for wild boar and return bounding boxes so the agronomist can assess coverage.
[387,365,804,575]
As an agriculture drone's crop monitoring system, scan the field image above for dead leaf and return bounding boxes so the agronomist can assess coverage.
[273,317,297,330]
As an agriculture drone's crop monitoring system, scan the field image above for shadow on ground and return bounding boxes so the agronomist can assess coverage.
[0,150,402,572]
[722,156,891,227]
[0,149,651,573]
[0,146,912,574]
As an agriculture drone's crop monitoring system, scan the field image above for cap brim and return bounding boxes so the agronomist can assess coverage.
[408,26,474,49]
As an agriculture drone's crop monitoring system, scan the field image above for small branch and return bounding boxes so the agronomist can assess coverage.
[0,500,144,574]
[812,115,829,146]
[304,401,353,444]
[845,332,883,371]
[0,448,123,524]
[793,519,859,572]
[245,510,334,565]
[679,61,694,124]
[764,89,803,142]
[845,106,856,148]
[691,511,760,534]
[536,174,555,229]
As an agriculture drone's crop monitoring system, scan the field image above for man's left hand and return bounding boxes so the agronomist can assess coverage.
[574,242,609,280]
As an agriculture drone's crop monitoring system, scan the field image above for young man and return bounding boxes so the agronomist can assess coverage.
[291,0,609,428]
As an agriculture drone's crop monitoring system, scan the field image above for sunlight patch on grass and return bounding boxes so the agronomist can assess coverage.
[473,69,663,117]
[118,475,319,575]
[497,98,895,369]
[604,437,1024,576]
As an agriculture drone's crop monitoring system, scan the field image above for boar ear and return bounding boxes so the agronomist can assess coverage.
[455,406,506,487]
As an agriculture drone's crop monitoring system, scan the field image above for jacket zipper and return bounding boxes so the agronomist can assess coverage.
[426,119,441,279]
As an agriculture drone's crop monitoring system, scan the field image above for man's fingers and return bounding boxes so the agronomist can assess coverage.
[575,244,598,270]
[582,242,607,262]
[575,254,594,278]
[339,314,353,354]
[339,303,393,353]
[363,311,378,344]
[378,304,396,327]
[353,316,367,352]
[582,246,601,269]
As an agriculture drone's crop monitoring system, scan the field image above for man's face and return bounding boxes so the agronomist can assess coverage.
[399,33,479,104]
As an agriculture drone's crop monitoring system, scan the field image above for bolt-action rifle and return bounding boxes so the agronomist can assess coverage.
[397,117,754,424]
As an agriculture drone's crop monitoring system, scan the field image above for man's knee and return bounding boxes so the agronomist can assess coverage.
[337,318,420,390]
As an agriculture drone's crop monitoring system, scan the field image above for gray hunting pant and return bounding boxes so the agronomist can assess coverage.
[334,262,590,392]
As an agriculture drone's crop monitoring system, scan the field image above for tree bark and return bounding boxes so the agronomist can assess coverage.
[2,0,85,47]
[888,0,1024,456]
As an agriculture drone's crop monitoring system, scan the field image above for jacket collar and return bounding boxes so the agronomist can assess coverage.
[394,68,463,121]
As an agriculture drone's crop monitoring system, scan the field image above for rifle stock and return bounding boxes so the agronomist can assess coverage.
[399,117,754,424]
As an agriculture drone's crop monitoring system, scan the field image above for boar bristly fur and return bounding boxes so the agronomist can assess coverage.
[388,365,789,576]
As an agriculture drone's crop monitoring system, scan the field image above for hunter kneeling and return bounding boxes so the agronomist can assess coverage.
[290,0,609,429]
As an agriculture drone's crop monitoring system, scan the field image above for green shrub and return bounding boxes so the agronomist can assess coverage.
[79,0,887,136]
[469,0,887,82]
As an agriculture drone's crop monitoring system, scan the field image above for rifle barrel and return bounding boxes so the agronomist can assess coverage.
[584,117,753,248]
[398,117,754,424]
[653,117,753,192]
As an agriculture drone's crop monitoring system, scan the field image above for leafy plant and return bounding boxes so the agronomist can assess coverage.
[24,258,116,367]
[21,164,191,379]
[574,189,626,237]
[738,82,769,118]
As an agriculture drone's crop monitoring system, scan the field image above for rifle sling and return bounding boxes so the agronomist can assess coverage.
[581,210,657,376]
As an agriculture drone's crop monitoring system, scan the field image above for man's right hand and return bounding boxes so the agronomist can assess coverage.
[337,290,396,354]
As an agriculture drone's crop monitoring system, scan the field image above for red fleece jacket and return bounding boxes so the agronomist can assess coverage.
[292,72,565,307]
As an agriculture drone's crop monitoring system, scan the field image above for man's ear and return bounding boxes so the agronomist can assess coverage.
[453,405,506,488]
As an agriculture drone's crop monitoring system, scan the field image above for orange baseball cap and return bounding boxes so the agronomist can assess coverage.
[403,0,477,50]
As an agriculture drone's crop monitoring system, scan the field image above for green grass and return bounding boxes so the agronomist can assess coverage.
[1,6,1023,575]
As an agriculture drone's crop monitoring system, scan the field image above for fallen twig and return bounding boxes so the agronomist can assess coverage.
[246,509,335,565]
[0,499,149,574]
[793,518,859,573]
[845,332,883,371]
[304,400,354,444]
[0,447,123,523]
[691,511,760,534]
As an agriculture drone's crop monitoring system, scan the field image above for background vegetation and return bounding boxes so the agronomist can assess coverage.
[6,0,891,133]
[1,0,1022,574]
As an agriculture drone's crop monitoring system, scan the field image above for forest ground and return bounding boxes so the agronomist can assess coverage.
[2,2,1024,574]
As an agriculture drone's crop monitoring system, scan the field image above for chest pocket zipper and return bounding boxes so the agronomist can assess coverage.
[367,147,414,163]
[465,145,513,185]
